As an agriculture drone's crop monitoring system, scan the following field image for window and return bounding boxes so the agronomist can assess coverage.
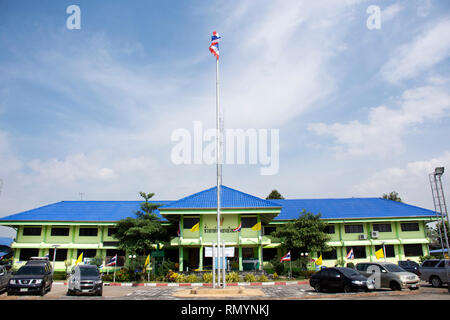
[400,223,420,232]
[79,228,98,237]
[403,244,423,257]
[372,223,392,233]
[48,249,68,261]
[437,261,446,268]
[242,248,255,258]
[23,227,42,236]
[19,248,39,261]
[263,248,277,261]
[374,245,395,258]
[183,218,199,230]
[347,246,366,259]
[263,226,276,236]
[344,224,364,234]
[422,260,440,268]
[107,228,118,237]
[322,249,337,260]
[356,263,368,272]
[324,225,335,234]
[77,249,97,258]
[51,227,70,236]
[241,217,258,228]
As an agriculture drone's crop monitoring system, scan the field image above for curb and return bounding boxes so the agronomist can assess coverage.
[53,280,309,287]
[290,289,421,300]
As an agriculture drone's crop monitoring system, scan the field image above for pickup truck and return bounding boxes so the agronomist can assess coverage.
[419,259,450,287]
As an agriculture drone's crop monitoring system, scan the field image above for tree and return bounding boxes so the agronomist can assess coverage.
[382,191,402,202]
[272,210,331,256]
[266,189,284,200]
[113,192,167,256]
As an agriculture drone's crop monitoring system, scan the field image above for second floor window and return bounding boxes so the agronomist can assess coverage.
[51,227,70,236]
[344,224,364,234]
[241,217,258,228]
[372,223,392,233]
[400,223,419,232]
[79,227,98,237]
[23,227,42,236]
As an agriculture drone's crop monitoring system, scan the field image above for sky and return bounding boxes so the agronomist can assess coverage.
[1,0,450,237]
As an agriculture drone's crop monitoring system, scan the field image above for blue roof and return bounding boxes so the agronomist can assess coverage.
[0,201,172,222]
[159,185,281,210]
[270,198,436,220]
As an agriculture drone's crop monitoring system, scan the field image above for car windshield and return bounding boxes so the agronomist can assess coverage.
[339,268,361,277]
[80,267,99,277]
[384,264,406,272]
[16,266,45,275]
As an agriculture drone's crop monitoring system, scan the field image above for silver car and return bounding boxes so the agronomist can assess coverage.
[419,259,449,287]
[356,262,420,291]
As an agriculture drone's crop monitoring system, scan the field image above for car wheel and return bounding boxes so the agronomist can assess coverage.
[97,289,103,296]
[40,284,46,296]
[390,281,401,291]
[314,283,322,293]
[430,276,442,288]
[343,285,352,293]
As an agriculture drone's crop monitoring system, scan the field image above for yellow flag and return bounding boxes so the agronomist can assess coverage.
[251,222,261,231]
[144,254,150,269]
[75,252,83,265]
[315,254,322,266]
[375,248,384,260]
[191,222,200,232]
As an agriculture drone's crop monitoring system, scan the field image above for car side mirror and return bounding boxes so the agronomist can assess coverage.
[381,269,387,273]
[336,274,341,278]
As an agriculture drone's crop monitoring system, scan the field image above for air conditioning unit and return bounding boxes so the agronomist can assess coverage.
[371,231,379,239]
[358,234,367,240]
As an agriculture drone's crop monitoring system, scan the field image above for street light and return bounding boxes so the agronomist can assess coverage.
[51,244,60,276]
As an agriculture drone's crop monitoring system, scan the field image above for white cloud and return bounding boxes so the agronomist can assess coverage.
[381,18,450,83]
[353,151,450,209]
[308,85,450,158]
[382,3,403,22]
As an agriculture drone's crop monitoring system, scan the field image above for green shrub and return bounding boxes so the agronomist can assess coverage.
[346,263,355,269]
[203,272,213,283]
[244,273,256,282]
[53,271,68,281]
[186,274,200,283]
[257,275,268,282]
[226,272,240,283]
[176,274,187,283]
[270,258,285,275]
[273,272,279,280]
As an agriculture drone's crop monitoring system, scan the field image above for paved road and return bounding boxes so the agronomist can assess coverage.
[0,282,448,300]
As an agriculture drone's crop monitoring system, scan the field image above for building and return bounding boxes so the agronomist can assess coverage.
[0,185,437,272]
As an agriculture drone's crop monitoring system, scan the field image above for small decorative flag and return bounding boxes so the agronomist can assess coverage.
[209,31,220,59]
[233,223,242,232]
[315,254,323,266]
[375,248,384,260]
[106,254,117,266]
[191,222,200,232]
[75,252,83,265]
[346,248,354,260]
[251,222,261,231]
[144,254,150,270]
[177,225,180,237]
[280,251,291,262]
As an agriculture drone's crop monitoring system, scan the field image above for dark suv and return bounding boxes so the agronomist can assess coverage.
[7,264,53,296]
[398,260,421,276]
[67,265,103,296]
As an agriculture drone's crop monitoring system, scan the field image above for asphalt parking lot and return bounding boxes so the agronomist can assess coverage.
[0,281,449,300]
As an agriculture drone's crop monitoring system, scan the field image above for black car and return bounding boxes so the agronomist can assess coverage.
[398,260,421,276]
[0,265,10,293]
[7,264,53,296]
[309,267,375,293]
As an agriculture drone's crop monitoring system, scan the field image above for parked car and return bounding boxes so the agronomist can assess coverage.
[419,259,449,287]
[25,257,53,271]
[356,262,420,291]
[398,260,421,276]
[309,267,375,293]
[7,264,53,296]
[67,265,103,296]
[0,265,11,293]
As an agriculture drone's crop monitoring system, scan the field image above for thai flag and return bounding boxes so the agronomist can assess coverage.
[346,248,354,260]
[209,31,220,59]
[280,251,291,262]
[233,223,242,232]
[106,254,117,266]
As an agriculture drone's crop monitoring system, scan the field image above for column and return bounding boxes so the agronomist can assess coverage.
[239,246,243,271]
[199,246,203,271]
[258,245,263,271]
[179,247,183,272]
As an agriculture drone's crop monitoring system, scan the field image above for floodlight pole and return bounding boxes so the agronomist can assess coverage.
[215,56,223,288]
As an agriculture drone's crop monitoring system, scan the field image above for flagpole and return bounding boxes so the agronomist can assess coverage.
[216,54,222,288]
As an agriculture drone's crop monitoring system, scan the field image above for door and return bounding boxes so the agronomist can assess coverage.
[188,248,199,269]
[327,269,343,290]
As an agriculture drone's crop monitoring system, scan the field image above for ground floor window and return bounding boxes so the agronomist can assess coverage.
[77,249,97,258]
[19,248,39,261]
[374,245,395,258]
[403,244,423,257]
[263,248,277,261]
[346,246,366,259]
[322,249,337,260]
[242,247,255,258]
[105,249,125,266]
[48,248,68,261]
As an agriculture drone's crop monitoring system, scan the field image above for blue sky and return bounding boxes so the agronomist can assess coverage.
[1,0,450,236]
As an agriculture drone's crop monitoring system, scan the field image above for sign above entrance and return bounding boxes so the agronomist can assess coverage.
[205,247,235,257]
